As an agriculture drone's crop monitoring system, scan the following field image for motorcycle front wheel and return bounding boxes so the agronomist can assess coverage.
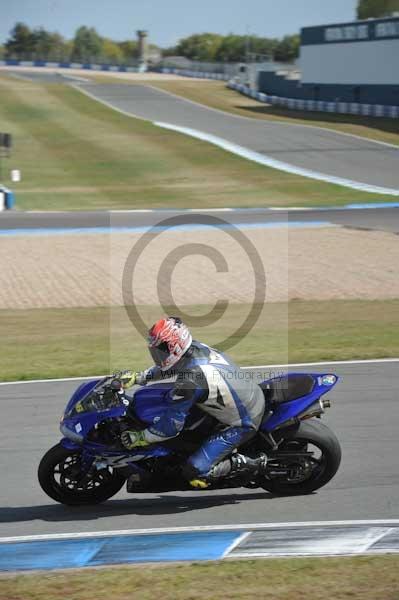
[259,419,342,495]
[38,443,126,505]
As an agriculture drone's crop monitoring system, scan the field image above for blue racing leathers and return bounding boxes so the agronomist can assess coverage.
[135,341,265,478]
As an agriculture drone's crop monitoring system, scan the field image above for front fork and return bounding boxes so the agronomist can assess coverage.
[60,437,147,481]
[60,437,95,480]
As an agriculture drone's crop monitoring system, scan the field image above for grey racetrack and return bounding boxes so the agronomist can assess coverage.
[1,72,398,540]
[0,361,398,538]
[1,206,399,233]
[75,82,399,190]
[4,69,399,191]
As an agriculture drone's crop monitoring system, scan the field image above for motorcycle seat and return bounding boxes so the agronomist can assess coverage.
[259,374,315,406]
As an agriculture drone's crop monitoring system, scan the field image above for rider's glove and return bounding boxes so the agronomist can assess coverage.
[119,370,138,390]
[121,430,150,449]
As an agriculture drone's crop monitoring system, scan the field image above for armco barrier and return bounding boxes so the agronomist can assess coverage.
[160,67,230,80]
[0,59,141,73]
[0,60,229,78]
[4,60,396,117]
[228,81,399,118]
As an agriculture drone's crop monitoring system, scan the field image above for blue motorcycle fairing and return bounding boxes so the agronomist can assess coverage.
[59,372,338,464]
[60,437,81,451]
[261,373,339,432]
[132,382,175,425]
[61,435,170,460]
[60,378,173,462]
[61,405,128,444]
[64,378,104,415]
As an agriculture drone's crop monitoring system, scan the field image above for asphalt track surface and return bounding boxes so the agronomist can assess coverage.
[1,207,399,233]
[0,361,398,538]
[5,69,399,190]
[75,82,399,190]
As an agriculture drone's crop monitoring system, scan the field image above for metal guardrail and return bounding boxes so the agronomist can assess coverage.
[2,60,397,118]
[0,59,142,73]
[160,67,230,81]
[228,81,399,118]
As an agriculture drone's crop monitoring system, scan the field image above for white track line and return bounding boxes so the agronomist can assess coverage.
[221,531,252,558]
[5,67,399,150]
[148,83,399,151]
[1,520,398,544]
[71,84,399,197]
[355,527,396,554]
[155,121,399,197]
[0,358,398,387]
[71,83,146,121]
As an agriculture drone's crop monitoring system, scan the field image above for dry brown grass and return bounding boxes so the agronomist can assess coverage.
[1,555,399,600]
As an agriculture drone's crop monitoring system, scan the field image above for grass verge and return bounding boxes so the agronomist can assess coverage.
[1,555,399,600]
[144,79,399,147]
[0,75,396,210]
[1,299,398,381]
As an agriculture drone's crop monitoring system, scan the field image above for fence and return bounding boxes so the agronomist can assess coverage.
[160,67,230,80]
[3,60,397,118]
[0,59,142,73]
[228,81,399,118]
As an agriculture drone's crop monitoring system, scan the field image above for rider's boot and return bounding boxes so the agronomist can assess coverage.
[189,453,267,488]
[211,452,267,480]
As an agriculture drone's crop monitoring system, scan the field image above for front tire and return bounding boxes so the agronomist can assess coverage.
[38,443,126,505]
[260,420,341,495]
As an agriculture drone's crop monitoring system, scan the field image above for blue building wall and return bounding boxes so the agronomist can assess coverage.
[257,72,399,105]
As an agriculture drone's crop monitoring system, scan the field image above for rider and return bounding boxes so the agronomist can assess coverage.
[120,317,266,488]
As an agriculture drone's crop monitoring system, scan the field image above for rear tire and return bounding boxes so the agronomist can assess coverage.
[260,420,341,495]
[38,443,126,505]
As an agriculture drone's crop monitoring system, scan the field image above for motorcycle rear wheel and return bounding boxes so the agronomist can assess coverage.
[259,419,341,495]
[38,443,126,505]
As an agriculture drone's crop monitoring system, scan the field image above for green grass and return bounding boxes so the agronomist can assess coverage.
[0,75,396,210]
[1,555,399,600]
[144,79,399,147]
[1,300,398,381]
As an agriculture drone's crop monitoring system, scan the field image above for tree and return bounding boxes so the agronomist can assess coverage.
[31,28,68,59]
[46,33,71,61]
[273,34,300,62]
[215,34,247,61]
[162,45,178,57]
[357,0,399,18]
[71,26,102,61]
[5,22,35,58]
[118,40,139,61]
[101,38,123,63]
[176,33,223,61]
[249,36,279,61]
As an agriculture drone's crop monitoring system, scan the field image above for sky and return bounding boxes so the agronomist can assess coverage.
[1,0,359,47]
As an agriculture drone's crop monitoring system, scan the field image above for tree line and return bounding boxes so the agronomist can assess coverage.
[2,2,398,65]
[357,0,399,18]
[2,23,152,64]
[164,33,300,63]
[2,23,300,64]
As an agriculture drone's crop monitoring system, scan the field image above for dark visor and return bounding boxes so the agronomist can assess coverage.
[149,341,169,366]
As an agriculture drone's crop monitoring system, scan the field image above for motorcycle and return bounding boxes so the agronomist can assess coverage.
[38,372,341,505]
